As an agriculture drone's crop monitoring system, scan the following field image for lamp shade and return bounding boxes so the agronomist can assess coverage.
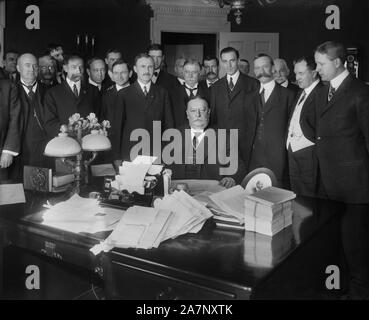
[44,133,82,157]
[82,130,111,151]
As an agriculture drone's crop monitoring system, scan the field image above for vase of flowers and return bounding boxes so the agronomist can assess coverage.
[58,113,111,193]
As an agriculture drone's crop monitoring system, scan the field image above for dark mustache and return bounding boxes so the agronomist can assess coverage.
[256,72,272,79]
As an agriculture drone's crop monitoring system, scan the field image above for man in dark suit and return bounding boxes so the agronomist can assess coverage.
[170,59,208,128]
[117,53,174,161]
[198,55,219,102]
[286,56,322,197]
[274,58,299,97]
[169,96,244,187]
[314,41,369,299]
[174,57,186,86]
[86,57,107,93]
[239,58,250,75]
[102,49,123,89]
[0,79,21,182]
[38,54,59,89]
[43,55,101,138]
[16,53,51,172]
[210,47,259,131]
[147,43,177,93]
[1,50,19,83]
[101,59,132,164]
[244,54,294,187]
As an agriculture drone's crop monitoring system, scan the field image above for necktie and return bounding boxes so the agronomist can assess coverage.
[192,132,201,164]
[143,85,148,96]
[73,84,79,97]
[260,88,265,106]
[22,83,36,101]
[186,86,197,98]
[297,90,307,106]
[229,77,234,91]
[328,85,335,101]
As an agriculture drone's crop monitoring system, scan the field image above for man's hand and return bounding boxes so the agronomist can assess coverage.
[219,177,236,189]
[0,153,14,168]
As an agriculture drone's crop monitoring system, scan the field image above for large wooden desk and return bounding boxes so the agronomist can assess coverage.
[0,193,343,299]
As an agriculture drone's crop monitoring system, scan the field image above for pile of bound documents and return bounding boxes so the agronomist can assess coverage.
[42,194,124,234]
[244,187,296,236]
[90,190,212,254]
[243,226,293,268]
[208,185,247,230]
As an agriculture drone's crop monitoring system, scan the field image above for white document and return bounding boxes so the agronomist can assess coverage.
[209,185,246,222]
[172,179,225,195]
[0,184,26,205]
[132,155,157,165]
[147,164,163,175]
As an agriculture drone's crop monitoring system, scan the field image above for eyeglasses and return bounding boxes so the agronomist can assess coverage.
[40,66,55,71]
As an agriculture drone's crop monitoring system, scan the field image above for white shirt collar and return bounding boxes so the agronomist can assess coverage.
[116,83,129,91]
[178,78,185,85]
[66,77,81,94]
[330,69,350,90]
[304,79,320,96]
[190,128,206,147]
[21,80,37,94]
[137,79,151,93]
[89,78,102,90]
[206,78,218,87]
[259,79,276,102]
[227,70,240,85]
[280,80,289,88]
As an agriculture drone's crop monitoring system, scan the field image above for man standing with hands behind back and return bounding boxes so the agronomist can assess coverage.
[314,41,369,299]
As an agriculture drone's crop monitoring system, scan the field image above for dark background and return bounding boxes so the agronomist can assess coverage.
[4,0,369,81]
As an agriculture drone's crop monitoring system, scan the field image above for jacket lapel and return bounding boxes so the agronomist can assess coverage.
[320,75,353,116]
[145,83,156,111]
[263,84,279,114]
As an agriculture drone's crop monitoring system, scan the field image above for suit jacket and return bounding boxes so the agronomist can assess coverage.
[117,81,174,160]
[315,74,369,203]
[244,83,294,187]
[287,81,323,196]
[286,81,299,98]
[169,125,245,184]
[0,79,21,155]
[0,69,20,83]
[155,70,177,93]
[210,72,259,130]
[17,82,51,168]
[43,81,101,138]
[170,83,208,128]
[101,85,127,161]
[198,79,216,103]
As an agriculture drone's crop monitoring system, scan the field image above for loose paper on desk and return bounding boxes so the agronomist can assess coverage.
[42,194,123,233]
[132,155,163,175]
[0,184,26,205]
[209,185,247,222]
[90,206,173,254]
[114,161,152,194]
[90,191,213,255]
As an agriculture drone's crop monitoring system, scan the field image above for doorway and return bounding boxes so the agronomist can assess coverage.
[161,32,217,76]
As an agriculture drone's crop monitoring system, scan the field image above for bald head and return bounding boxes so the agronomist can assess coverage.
[17,53,38,84]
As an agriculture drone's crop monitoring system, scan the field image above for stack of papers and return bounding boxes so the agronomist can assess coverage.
[244,187,296,236]
[209,185,247,227]
[110,156,163,194]
[90,190,212,255]
[42,194,124,233]
[243,227,293,268]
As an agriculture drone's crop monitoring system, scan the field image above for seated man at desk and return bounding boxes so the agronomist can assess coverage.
[169,95,245,188]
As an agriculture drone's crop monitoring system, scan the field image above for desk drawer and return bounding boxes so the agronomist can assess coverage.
[109,260,243,300]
